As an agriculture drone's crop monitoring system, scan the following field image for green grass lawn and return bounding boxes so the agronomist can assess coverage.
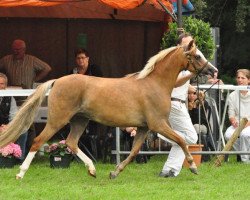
[0,155,249,200]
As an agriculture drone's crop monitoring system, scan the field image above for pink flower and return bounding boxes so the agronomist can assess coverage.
[49,143,59,152]
[0,143,22,158]
[47,140,72,156]
[59,140,66,145]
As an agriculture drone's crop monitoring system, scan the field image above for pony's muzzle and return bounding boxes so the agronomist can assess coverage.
[203,62,218,76]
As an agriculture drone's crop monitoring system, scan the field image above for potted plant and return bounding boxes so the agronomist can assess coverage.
[0,143,22,168]
[46,140,73,168]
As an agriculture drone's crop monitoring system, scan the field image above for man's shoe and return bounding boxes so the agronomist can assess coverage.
[158,170,176,178]
[159,171,167,177]
[242,160,250,164]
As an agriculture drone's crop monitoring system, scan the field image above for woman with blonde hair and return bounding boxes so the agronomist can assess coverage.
[224,69,250,163]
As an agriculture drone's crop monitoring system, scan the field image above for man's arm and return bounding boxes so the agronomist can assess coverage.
[175,72,195,87]
[34,67,51,82]
[33,57,52,82]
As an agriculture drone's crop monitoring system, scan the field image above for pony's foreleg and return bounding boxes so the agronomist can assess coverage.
[16,151,37,179]
[110,128,148,179]
[66,115,96,178]
[155,122,197,174]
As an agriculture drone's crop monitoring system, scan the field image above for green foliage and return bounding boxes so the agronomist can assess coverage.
[235,0,249,32]
[161,16,215,60]
[46,140,72,157]
[194,0,249,33]
[190,0,207,18]
[221,74,236,85]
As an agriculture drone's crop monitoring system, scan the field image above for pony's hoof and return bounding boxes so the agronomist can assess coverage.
[88,170,96,178]
[109,171,117,179]
[15,175,22,180]
[189,167,198,175]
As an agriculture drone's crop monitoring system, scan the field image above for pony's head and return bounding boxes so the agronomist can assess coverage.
[184,40,217,76]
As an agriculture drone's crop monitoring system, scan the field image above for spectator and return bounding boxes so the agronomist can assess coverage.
[206,70,225,104]
[0,39,51,89]
[203,70,225,147]
[188,90,212,161]
[104,127,149,164]
[188,91,209,135]
[0,39,52,157]
[0,72,27,162]
[70,48,102,76]
[206,71,224,85]
[224,69,250,164]
[159,33,198,178]
[69,48,103,159]
[206,70,224,102]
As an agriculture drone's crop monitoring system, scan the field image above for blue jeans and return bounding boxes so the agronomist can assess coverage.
[16,132,28,161]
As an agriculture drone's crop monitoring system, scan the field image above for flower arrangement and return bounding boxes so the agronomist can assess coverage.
[0,143,22,158]
[46,140,72,157]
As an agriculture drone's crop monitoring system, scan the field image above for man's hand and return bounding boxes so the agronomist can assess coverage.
[230,118,238,128]
[0,124,8,132]
[125,127,137,137]
[188,85,196,94]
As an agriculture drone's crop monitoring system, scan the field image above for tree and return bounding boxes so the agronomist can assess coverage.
[193,0,249,33]
[161,16,215,60]
[191,0,250,80]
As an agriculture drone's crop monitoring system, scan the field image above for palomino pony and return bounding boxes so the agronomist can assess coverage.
[0,40,217,180]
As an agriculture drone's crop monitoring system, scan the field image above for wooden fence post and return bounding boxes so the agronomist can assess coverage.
[214,118,248,167]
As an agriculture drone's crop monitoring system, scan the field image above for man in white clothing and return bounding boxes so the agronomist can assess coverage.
[159,33,199,177]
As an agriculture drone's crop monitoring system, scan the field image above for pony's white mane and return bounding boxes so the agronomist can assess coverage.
[137,46,178,79]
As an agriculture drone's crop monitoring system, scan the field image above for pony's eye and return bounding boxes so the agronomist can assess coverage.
[195,55,201,60]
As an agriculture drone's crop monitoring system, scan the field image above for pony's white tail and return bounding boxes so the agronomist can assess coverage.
[0,80,55,148]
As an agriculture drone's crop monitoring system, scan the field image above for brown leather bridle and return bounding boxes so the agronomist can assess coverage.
[185,54,209,75]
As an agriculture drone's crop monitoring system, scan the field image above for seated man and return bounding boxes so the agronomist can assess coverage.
[224,69,250,163]
[103,127,148,164]
[0,72,28,162]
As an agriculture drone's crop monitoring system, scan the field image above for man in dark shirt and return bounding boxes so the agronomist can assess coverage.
[0,72,28,162]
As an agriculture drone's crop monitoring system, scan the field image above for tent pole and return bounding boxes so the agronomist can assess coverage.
[156,0,177,22]
[177,0,183,35]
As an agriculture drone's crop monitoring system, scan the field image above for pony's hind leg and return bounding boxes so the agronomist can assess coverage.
[110,128,148,179]
[16,151,36,179]
[66,115,96,178]
[16,124,59,179]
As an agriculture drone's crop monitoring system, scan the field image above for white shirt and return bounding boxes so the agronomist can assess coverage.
[171,71,190,101]
[228,90,250,121]
[9,97,18,121]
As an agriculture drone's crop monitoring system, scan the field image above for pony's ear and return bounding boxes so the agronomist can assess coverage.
[187,40,194,51]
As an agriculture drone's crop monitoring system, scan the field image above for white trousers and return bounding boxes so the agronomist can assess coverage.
[162,101,198,176]
[225,125,250,162]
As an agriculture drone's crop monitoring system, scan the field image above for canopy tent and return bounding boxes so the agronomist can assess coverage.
[0,0,172,10]
[0,0,194,79]
[0,0,173,22]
